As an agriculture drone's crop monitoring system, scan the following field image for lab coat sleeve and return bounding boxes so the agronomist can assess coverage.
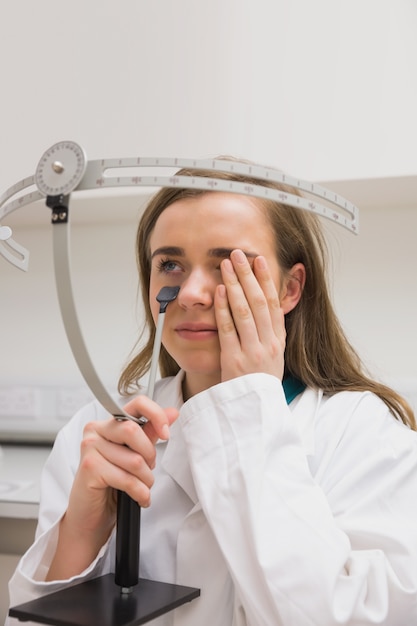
[6,402,115,626]
[179,373,417,626]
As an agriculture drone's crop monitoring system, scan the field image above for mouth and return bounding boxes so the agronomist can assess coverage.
[175,322,218,341]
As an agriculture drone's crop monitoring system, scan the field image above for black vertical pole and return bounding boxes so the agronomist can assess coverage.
[115,492,140,590]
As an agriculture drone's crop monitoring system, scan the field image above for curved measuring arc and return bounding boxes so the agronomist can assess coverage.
[0,176,42,270]
[52,210,144,424]
[0,144,360,271]
[0,150,359,230]
[0,235,29,271]
[90,156,358,226]
[85,173,357,232]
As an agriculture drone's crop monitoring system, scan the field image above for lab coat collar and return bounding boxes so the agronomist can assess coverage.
[158,371,199,505]
[158,371,320,502]
[291,387,322,456]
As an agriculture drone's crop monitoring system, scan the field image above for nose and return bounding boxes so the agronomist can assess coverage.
[177,268,216,309]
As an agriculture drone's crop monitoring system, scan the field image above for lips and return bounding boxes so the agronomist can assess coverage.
[175,322,218,340]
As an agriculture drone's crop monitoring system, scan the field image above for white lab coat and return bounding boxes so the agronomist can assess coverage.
[7,372,417,625]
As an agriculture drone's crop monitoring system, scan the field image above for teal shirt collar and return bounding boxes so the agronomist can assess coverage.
[283,376,306,405]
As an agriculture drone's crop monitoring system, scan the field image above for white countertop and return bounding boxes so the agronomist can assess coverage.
[0,444,51,519]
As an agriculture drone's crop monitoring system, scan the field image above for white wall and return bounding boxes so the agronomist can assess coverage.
[0,1,417,185]
[325,201,417,387]
[1,1,416,396]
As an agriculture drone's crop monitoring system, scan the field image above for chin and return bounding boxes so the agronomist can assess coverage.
[175,357,221,380]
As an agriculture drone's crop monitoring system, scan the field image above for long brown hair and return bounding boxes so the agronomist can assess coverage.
[118,164,416,430]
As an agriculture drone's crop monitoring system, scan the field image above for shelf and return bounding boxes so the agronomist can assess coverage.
[319,174,417,210]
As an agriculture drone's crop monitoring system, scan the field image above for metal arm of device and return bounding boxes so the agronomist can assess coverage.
[0,141,359,272]
[48,191,181,594]
[48,192,149,425]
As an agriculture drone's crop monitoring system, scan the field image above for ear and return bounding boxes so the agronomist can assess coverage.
[280,263,306,314]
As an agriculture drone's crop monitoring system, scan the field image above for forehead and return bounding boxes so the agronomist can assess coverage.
[150,192,273,247]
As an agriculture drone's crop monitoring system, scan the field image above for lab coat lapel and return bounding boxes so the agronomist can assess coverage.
[290,387,322,456]
[161,414,198,505]
[154,370,199,505]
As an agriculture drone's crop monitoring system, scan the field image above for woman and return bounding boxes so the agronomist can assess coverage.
[8,165,417,625]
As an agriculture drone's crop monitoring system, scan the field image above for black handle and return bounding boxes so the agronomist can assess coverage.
[115,491,140,589]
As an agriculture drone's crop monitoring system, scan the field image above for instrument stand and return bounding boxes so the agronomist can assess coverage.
[9,574,200,626]
[8,191,200,625]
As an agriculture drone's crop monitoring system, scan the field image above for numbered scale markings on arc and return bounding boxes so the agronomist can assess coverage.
[0,140,359,272]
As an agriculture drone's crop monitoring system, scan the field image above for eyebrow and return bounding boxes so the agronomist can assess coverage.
[151,246,259,260]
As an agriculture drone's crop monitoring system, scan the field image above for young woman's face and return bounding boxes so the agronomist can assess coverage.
[149,192,283,395]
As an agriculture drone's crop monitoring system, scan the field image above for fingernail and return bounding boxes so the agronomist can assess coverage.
[222,258,234,274]
[256,255,267,269]
[233,249,246,264]
[161,424,170,440]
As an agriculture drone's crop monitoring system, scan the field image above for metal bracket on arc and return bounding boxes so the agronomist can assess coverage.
[46,194,70,224]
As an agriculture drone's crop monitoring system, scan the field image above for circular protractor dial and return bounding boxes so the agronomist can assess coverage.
[35,141,87,196]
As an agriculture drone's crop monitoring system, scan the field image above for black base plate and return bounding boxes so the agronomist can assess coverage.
[9,574,200,626]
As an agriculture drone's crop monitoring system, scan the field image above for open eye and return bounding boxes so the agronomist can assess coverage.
[156,258,182,274]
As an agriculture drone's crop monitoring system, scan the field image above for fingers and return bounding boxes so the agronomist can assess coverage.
[81,419,152,506]
[123,395,177,444]
[252,255,285,339]
[80,425,155,506]
[93,417,157,471]
[79,400,179,507]
[215,249,285,380]
[219,250,284,345]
